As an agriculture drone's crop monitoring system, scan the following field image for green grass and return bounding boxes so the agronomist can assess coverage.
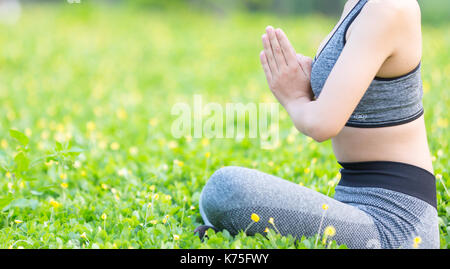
[0,4,448,249]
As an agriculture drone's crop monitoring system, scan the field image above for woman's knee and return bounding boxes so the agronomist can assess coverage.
[205,166,249,191]
[200,166,252,217]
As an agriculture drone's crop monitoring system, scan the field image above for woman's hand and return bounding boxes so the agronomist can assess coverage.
[296,53,313,92]
[260,26,313,108]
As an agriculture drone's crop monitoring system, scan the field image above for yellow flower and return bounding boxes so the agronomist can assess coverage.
[312,158,317,164]
[174,159,184,167]
[149,185,156,192]
[264,227,269,233]
[165,195,172,201]
[80,232,87,239]
[129,147,139,156]
[322,204,329,211]
[287,134,295,144]
[190,206,196,210]
[101,183,108,190]
[1,139,8,149]
[268,161,274,167]
[101,213,107,220]
[86,121,96,131]
[49,199,61,208]
[81,170,87,177]
[25,128,32,137]
[173,234,180,240]
[149,118,158,127]
[56,124,65,132]
[268,217,274,225]
[110,142,120,151]
[14,220,23,224]
[251,213,260,223]
[437,118,448,128]
[205,152,211,158]
[99,140,107,150]
[153,193,159,200]
[168,141,178,149]
[423,80,430,94]
[149,220,157,225]
[60,182,68,189]
[6,172,11,178]
[19,181,25,189]
[116,108,127,120]
[413,236,422,244]
[201,138,209,147]
[59,173,67,180]
[324,226,336,237]
[304,167,310,174]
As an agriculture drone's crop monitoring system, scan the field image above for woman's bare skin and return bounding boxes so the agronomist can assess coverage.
[260,0,434,174]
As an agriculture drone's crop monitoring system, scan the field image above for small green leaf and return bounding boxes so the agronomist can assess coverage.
[67,147,83,157]
[23,177,38,182]
[9,129,29,146]
[30,190,43,196]
[0,196,14,210]
[55,141,63,152]
[14,152,30,173]
[6,198,39,210]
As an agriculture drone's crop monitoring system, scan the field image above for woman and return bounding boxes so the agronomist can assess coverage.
[195,0,439,249]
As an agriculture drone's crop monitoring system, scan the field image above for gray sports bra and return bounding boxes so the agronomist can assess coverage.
[310,0,424,128]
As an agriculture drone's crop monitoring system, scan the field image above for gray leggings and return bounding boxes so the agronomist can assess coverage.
[199,166,440,249]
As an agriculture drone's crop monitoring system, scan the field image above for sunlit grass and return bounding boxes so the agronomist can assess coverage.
[0,4,448,249]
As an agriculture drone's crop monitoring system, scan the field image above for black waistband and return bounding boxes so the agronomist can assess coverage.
[337,161,437,209]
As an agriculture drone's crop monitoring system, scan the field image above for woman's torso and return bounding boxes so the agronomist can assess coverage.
[314,0,434,174]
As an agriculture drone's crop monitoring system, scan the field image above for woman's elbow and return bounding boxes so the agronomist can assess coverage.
[290,105,342,143]
[306,121,341,143]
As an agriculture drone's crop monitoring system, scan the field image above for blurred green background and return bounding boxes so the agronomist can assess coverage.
[15,0,450,24]
[0,0,448,249]
[26,0,450,24]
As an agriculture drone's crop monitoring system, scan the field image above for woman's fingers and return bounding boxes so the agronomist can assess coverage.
[296,54,313,77]
[262,33,278,74]
[260,51,273,85]
[266,26,287,69]
[276,28,297,67]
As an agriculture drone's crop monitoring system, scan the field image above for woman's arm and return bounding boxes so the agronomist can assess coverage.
[261,3,410,142]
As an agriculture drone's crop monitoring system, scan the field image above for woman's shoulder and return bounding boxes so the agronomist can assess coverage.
[363,0,421,25]
[350,0,421,44]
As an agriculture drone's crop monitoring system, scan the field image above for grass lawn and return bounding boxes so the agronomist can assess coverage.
[0,4,448,249]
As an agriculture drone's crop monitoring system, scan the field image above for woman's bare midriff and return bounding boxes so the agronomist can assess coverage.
[332,115,434,175]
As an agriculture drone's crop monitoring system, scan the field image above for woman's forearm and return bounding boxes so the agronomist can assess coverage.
[285,97,340,143]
